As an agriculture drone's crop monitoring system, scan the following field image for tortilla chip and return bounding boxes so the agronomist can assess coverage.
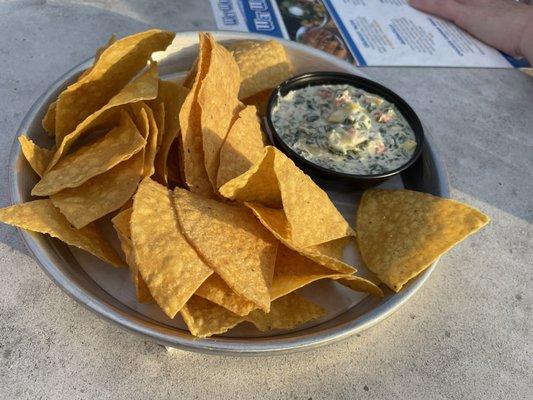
[219,146,281,208]
[153,101,165,147]
[42,101,56,136]
[336,276,383,298]
[32,111,145,196]
[246,293,325,332]
[129,102,150,138]
[151,81,189,185]
[173,187,278,312]
[42,35,117,136]
[196,274,257,316]
[131,178,212,318]
[180,296,244,338]
[143,105,159,177]
[356,189,490,292]
[18,136,53,177]
[111,208,153,303]
[242,88,273,117]
[0,199,122,267]
[50,152,144,228]
[166,137,183,188]
[245,202,356,275]
[54,29,174,142]
[216,105,266,189]
[220,146,353,247]
[271,244,349,300]
[227,40,292,99]
[179,33,213,196]
[198,34,242,189]
[46,65,159,172]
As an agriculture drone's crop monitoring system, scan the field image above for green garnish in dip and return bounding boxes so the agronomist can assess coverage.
[271,84,418,175]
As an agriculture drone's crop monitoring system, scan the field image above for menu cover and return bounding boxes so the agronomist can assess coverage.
[210,0,530,68]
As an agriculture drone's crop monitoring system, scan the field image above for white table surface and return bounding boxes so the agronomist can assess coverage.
[0,1,531,399]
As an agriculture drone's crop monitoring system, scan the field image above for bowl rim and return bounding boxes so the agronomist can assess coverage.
[8,30,449,355]
[265,71,425,181]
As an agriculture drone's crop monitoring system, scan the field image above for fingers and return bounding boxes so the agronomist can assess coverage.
[408,0,468,22]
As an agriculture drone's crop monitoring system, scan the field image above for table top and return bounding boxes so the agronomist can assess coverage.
[0,1,531,399]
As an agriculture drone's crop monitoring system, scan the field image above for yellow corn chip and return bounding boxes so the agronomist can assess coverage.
[246,293,325,332]
[0,199,122,267]
[153,101,165,147]
[151,80,189,185]
[179,33,214,196]
[227,40,292,99]
[216,105,266,189]
[54,29,174,142]
[242,88,273,117]
[142,105,159,178]
[271,244,349,300]
[18,136,53,177]
[220,146,353,247]
[219,146,281,208]
[198,34,242,189]
[111,208,153,303]
[131,178,212,318]
[46,65,158,172]
[42,35,117,136]
[180,296,244,338]
[129,102,150,139]
[42,101,56,136]
[196,274,257,316]
[357,189,490,292]
[173,187,278,312]
[32,112,145,196]
[245,202,356,275]
[50,152,144,228]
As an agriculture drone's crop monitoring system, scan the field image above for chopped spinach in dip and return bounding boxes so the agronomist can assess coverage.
[271,84,417,175]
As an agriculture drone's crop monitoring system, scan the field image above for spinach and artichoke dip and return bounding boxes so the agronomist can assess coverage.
[271,84,417,175]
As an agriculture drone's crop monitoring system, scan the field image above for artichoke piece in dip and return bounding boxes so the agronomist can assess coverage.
[271,84,418,175]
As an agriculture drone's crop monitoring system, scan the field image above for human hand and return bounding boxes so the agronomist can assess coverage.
[408,0,533,62]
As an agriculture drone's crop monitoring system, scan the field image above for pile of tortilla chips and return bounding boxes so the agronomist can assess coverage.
[0,30,489,339]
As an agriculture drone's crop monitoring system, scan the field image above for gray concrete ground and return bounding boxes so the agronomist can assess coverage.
[0,1,531,399]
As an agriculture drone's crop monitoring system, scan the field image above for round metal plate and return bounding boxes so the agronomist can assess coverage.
[9,31,449,355]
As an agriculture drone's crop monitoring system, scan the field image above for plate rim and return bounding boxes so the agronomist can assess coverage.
[8,30,450,355]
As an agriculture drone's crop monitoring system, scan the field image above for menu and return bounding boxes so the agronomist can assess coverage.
[210,0,530,68]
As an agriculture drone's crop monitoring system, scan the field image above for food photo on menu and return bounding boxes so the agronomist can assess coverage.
[0,0,531,399]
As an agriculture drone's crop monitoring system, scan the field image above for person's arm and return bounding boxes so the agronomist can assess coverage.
[409,0,533,63]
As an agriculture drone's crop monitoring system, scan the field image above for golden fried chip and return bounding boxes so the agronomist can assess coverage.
[54,29,174,142]
[227,40,292,99]
[153,101,165,147]
[18,136,53,177]
[129,102,150,138]
[219,146,281,208]
[357,189,490,292]
[220,146,353,247]
[179,33,214,196]
[50,152,143,228]
[143,105,159,177]
[198,34,242,189]
[151,81,188,185]
[0,199,122,267]
[111,208,153,303]
[245,202,356,275]
[180,296,244,338]
[42,35,117,137]
[216,105,266,189]
[47,65,158,172]
[242,88,273,117]
[271,244,349,300]
[131,178,212,318]
[173,187,278,312]
[196,274,257,316]
[32,112,145,197]
[42,101,56,136]
[246,293,325,332]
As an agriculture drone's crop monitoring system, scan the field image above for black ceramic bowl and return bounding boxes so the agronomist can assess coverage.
[265,72,425,189]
